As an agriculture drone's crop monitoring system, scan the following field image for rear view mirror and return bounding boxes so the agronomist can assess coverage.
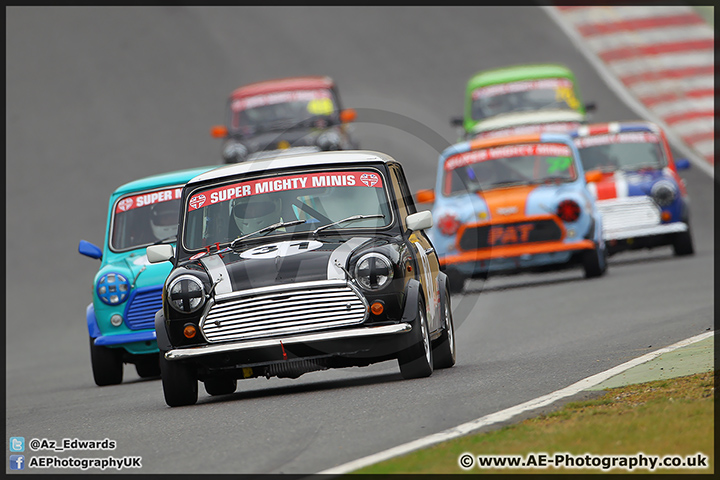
[415,189,436,204]
[78,240,102,260]
[210,125,228,138]
[406,211,433,232]
[340,109,357,123]
[584,102,596,112]
[147,244,175,264]
[675,158,691,170]
[450,117,463,127]
[585,170,603,184]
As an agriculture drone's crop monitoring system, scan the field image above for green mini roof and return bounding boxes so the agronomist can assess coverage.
[466,63,577,91]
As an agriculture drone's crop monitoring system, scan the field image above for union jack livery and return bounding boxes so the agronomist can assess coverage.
[417,133,607,293]
[570,121,694,257]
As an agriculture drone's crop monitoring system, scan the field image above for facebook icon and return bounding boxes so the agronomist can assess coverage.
[10,455,24,470]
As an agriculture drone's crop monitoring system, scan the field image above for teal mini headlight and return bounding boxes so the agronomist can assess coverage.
[97,272,130,305]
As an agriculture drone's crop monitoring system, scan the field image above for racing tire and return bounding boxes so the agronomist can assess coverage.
[398,298,434,379]
[432,286,456,369]
[583,243,607,279]
[204,378,237,396]
[672,230,695,256]
[159,353,198,407]
[445,269,466,295]
[135,355,161,378]
[89,337,123,386]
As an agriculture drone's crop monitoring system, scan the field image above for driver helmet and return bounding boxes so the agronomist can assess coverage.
[232,196,282,234]
[150,201,178,240]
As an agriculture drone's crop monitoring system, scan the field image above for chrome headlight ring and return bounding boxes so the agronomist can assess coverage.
[354,253,394,291]
[97,272,130,306]
[651,180,676,207]
[167,275,206,314]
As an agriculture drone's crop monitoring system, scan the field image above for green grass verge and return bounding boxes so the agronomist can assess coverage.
[354,371,715,474]
[695,6,714,26]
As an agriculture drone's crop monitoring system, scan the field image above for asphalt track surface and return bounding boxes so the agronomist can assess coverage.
[5,6,714,475]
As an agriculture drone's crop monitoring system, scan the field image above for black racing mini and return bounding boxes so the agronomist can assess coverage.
[147,151,456,406]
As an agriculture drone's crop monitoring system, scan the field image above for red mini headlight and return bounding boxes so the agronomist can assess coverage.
[557,199,581,222]
[437,213,461,236]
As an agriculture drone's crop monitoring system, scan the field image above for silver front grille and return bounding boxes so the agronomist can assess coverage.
[200,280,368,343]
[597,197,660,234]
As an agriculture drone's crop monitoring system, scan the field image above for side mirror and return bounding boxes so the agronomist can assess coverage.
[415,188,436,204]
[584,102,596,112]
[406,211,433,232]
[78,240,102,260]
[675,158,691,170]
[210,125,228,138]
[450,117,464,127]
[340,108,357,123]
[585,170,603,184]
[147,244,175,264]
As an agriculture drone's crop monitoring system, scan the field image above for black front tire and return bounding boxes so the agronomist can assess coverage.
[672,229,695,256]
[445,268,466,295]
[398,298,434,379]
[583,243,608,279]
[204,378,237,396]
[135,354,161,378]
[160,353,198,407]
[433,286,456,369]
[89,337,123,386]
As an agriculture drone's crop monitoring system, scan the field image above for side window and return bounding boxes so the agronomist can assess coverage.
[390,164,417,216]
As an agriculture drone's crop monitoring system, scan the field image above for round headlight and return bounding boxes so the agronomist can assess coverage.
[651,180,676,207]
[167,275,206,313]
[354,253,394,291]
[222,142,248,163]
[317,130,342,151]
[97,272,130,305]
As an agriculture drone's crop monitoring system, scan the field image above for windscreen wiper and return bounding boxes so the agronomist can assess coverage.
[230,219,306,249]
[312,214,384,238]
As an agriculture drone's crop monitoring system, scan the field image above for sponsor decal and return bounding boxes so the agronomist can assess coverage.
[190,251,208,261]
[574,132,660,149]
[472,78,573,100]
[188,171,384,211]
[231,89,332,111]
[360,173,379,187]
[445,144,572,171]
[115,188,182,214]
[239,240,323,259]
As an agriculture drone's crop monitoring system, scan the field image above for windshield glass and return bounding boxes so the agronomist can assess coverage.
[442,143,578,196]
[471,78,580,121]
[228,88,337,135]
[574,132,666,172]
[183,169,393,251]
[110,187,183,252]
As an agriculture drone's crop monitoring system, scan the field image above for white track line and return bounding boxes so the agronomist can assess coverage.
[542,5,714,178]
[317,331,713,475]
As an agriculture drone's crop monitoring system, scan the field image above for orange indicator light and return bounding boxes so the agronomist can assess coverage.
[183,324,197,339]
[371,302,384,315]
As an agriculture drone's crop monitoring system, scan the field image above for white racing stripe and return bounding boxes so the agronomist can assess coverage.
[585,25,713,52]
[317,331,714,475]
[200,255,233,294]
[691,139,714,158]
[668,116,715,138]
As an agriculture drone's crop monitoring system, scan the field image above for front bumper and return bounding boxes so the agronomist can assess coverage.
[440,239,595,273]
[603,222,687,241]
[164,323,412,361]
